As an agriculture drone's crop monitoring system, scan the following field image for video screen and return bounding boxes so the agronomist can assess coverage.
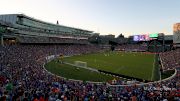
[133,35,139,41]
[133,34,152,41]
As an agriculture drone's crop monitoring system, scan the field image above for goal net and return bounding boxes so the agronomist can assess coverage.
[74,61,87,68]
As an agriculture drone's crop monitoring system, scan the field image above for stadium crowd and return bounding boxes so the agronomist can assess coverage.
[116,44,147,52]
[160,49,180,70]
[0,44,179,101]
[18,36,89,44]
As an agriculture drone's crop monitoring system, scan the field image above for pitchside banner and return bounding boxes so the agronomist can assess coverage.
[173,23,180,44]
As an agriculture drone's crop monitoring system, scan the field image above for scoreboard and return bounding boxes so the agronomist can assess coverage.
[149,33,158,38]
[133,33,158,41]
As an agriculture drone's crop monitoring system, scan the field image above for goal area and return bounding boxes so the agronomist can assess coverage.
[74,61,87,68]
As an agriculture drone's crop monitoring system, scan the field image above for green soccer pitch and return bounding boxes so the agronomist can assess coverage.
[45,51,159,82]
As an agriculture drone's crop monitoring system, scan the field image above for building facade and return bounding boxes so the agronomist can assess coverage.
[173,23,180,44]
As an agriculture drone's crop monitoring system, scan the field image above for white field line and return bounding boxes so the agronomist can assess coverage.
[151,55,156,81]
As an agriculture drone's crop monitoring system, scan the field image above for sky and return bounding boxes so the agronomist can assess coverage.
[0,0,180,37]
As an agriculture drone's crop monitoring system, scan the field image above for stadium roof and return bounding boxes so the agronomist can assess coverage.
[1,14,93,33]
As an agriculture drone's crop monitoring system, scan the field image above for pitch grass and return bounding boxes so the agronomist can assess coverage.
[45,60,116,82]
[63,51,156,81]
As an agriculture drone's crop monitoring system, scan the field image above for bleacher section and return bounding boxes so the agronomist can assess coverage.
[116,44,148,51]
[0,45,179,100]
[160,49,180,70]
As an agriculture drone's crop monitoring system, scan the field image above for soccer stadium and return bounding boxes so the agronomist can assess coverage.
[0,14,180,101]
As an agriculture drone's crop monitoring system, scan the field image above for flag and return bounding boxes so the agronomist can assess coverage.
[57,20,59,25]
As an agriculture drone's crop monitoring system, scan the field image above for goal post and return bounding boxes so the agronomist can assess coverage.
[74,61,87,68]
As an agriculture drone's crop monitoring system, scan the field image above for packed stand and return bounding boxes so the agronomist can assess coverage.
[116,44,147,52]
[0,45,179,101]
[159,49,180,70]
